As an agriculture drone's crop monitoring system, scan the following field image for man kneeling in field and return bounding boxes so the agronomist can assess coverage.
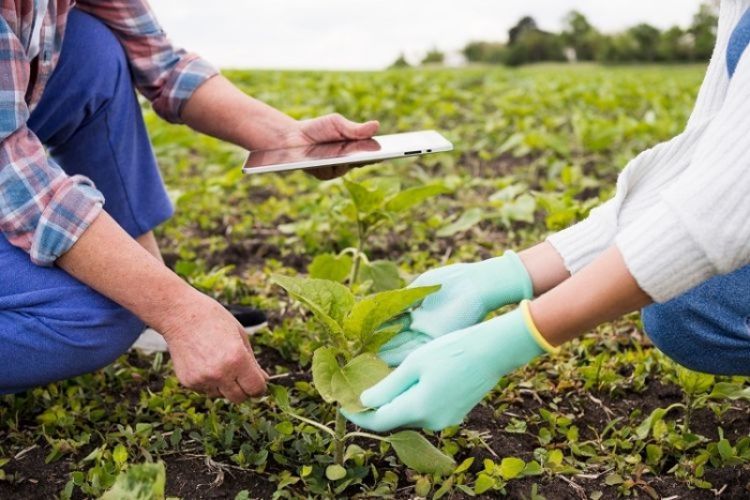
[0,1,378,400]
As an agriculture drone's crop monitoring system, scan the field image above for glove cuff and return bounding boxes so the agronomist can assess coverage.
[479,251,534,308]
[519,300,560,354]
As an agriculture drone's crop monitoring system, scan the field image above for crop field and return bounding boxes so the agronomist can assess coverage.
[5,65,750,499]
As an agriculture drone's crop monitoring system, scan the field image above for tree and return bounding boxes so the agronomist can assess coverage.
[691,2,719,61]
[509,16,539,45]
[421,48,444,66]
[561,11,600,61]
[390,53,410,69]
[658,27,693,62]
[628,23,662,62]
[463,41,507,64]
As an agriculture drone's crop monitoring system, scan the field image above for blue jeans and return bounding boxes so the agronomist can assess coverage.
[643,265,750,376]
[0,10,173,393]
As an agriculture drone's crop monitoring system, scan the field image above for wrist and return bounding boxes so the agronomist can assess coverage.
[519,300,559,354]
[143,276,206,338]
[477,251,534,308]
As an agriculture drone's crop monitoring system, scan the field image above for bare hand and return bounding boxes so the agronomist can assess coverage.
[280,113,380,180]
[159,291,268,403]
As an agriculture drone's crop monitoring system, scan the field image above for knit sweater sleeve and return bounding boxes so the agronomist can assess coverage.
[546,131,702,274]
[616,46,750,303]
[547,0,743,275]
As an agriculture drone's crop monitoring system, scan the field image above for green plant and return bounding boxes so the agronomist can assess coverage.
[269,175,457,478]
[270,276,454,476]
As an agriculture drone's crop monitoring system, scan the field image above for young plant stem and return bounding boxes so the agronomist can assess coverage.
[282,410,337,438]
[344,431,389,442]
[349,219,366,286]
[334,407,347,466]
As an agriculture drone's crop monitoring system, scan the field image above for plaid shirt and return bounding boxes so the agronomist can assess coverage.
[0,0,218,265]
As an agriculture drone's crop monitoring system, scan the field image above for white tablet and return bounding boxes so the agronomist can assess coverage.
[242,130,453,175]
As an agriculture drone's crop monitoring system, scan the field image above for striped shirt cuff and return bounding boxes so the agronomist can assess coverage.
[30,175,104,266]
[153,55,220,124]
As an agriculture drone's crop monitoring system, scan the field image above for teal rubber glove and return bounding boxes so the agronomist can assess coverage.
[378,251,533,366]
[344,301,558,432]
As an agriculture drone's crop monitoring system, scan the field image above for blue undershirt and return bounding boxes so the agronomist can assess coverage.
[727,8,750,77]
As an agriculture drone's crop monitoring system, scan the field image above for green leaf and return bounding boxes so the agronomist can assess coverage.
[437,208,483,237]
[312,347,340,403]
[112,444,128,468]
[709,382,750,401]
[330,354,392,412]
[636,403,682,440]
[271,275,354,335]
[101,462,166,500]
[384,184,449,213]
[325,464,347,481]
[499,193,537,224]
[498,457,525,480]
[343,285,440,350]
[344,178,385,214]
[474,473,496,494]
[358,260,403,292]
[387,431,456,475]
[269,384,291,412]
[309,254,353,283]
[676,366,714,395]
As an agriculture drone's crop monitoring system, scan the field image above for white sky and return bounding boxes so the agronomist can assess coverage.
[149,0,708,70]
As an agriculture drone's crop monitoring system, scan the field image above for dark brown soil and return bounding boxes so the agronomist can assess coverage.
[3,344,750,499]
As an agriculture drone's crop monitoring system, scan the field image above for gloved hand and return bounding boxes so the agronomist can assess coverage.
[378,251,533,366]
[344,301,558,432]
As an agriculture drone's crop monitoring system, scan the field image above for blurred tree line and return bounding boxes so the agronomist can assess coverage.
[396,2,719,67]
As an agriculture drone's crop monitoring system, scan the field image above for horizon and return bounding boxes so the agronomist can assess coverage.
[148,0,709,70]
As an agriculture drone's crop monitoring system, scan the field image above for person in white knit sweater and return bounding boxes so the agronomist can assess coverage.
[345,1,750,433]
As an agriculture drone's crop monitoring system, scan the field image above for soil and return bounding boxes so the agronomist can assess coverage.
[3,345,750,499]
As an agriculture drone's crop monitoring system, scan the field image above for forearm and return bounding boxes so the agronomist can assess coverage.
[518,241,571,296]
[57,212,198,331]
[181,75,297,150]
[529,245,652,346]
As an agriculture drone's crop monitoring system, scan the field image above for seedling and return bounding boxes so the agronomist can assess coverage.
[270,275,455,478]
[308,177,449,292]
[270,175,456,478]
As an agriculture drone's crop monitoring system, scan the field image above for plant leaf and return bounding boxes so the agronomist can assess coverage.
[269,384,292,412]
[343,285,440,349]
[358,260,403,292]
[330,353,391,412]
[101,462,166,500]
[325,464,347,481]
[309,254,353,283]
[344,178,385,214]
[498,457,526,480]
[312,347,340,403]
[387,431,456,475]
[271,275,354,335]
[384,184,450,213]
[437,208,483,237]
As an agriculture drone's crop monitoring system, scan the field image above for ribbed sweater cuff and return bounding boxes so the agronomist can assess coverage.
[615,202,716,304]
[547,209,615,274]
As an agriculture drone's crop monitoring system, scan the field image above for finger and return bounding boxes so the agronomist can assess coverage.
[309,167,335,180]
[235,357,268,397]
[334,116,380,140]
[343,388,422,432]
[219,381,248,404]
[378,331,431,367]
[360,361,419,408]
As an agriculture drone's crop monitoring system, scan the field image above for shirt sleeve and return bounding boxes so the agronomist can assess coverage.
[546,128,706,274]
[0,16,104,266]
[615,47,750,303]
[74,0,220,124]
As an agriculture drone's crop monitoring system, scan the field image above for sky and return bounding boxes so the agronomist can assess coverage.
[149,0,708,70]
